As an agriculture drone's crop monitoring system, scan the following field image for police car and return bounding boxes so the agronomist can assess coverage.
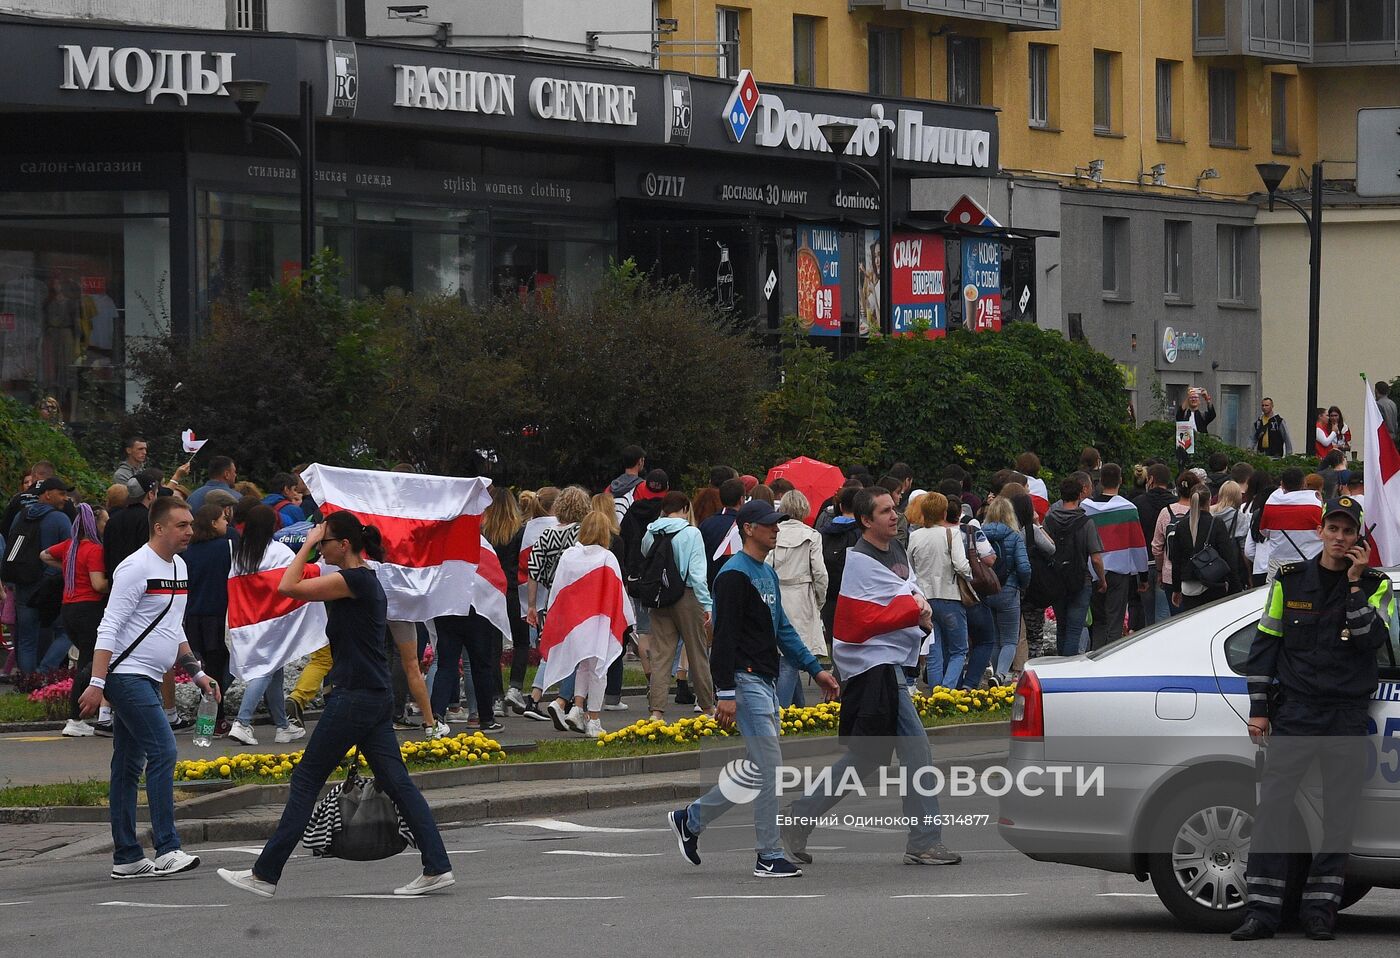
[998,583,1400,932]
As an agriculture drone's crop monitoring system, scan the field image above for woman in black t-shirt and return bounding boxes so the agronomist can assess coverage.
[218,511,454,899]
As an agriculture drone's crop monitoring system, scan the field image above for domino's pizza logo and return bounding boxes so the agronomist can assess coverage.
[723,69,760,144]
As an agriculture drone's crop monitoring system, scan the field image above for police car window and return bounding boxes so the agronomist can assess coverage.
[1225,618,1400,675]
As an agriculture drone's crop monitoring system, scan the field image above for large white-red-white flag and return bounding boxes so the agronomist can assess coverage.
[302,464,492,622]
[831,550,924,680]
[1363,381,1400,566]
[226,540,328,680]
[474,533,512,641]
[536,544,634,691]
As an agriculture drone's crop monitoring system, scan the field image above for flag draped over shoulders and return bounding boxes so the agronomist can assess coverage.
[1082,496,1148,575]
[832,549,924,680]
[536,544,635,692]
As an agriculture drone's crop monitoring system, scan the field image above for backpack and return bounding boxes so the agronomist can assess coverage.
[1029,515,1087,608]
[2,514,47,585]
[989,530,1014,586]
[626,530,686,609]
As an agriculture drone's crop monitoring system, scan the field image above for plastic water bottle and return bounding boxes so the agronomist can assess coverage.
[192,693,217,748]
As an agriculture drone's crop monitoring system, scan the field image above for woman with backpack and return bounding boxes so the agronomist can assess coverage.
[766,490,828,708]
[980,497,1031,686]
[1151,473,1196,617]
[1212,480,1249,575]
[1168,483,1242,611]
[639,491,714,721]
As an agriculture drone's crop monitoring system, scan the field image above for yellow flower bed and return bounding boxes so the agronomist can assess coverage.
[175,731,505,783]
[595,685,1013,748]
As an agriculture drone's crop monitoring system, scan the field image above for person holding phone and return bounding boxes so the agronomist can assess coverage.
[1175,387,1216,436]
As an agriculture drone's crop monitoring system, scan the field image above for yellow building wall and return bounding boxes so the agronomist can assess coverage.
[658,0,1320,199]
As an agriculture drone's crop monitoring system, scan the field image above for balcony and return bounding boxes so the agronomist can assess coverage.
[1194,0,1314,61]
[1314,0,1400,64]
[848,0,1059,31]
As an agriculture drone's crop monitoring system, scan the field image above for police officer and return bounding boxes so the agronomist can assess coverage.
[1232,496,1394,941]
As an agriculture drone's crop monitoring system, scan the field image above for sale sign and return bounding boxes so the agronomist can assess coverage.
[961,240,1003,332]
[889,233,946,338]
[796,227,841,336]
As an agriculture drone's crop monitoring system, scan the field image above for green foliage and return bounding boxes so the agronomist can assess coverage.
[1129,420,1316,476]
[0,397,106,499]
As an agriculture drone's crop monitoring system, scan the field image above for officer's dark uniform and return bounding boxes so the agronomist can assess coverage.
[1238,497,1394,936]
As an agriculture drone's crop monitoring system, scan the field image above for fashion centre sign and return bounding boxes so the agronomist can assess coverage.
[393,64,638,126]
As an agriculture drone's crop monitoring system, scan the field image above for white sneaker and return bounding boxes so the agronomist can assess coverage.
[394,871,455,896]
[693,704,703,713]
[62,718,95,737]
[152,849,200,876]
[218,867,275,898]
[584,718,604,738]
[564,705,586,733]
[504,687,528,714]
[110,858,160,880]
[227,721,258,746]
[274,725,305,744]
[444,707,470,723]
[603,701,629,711]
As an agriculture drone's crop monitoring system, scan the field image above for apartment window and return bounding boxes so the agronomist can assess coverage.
[1209,68,1238,146]
[1164,221,1192,300]
[869,28,903,96]
[1197,0,1227,37]
[1029,45,1050,128]
[793,16,818,86]
[1271,73,1296,153]
[1102,216,1129,296]
[1093,51,1116,133]
[948,36,982,106]
[232,0,266,31]
[717,8,741,80]
[1217,225,1247,303]
[1156,60,1176,139]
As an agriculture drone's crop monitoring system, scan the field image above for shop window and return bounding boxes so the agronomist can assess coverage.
[1094,50,1119,134]
[1164,220,1192,301]
[1156,60,1180,140]
[1271,73,1296,154]
[1029,44,1054,128]
[1102,216,1129,297]
[793,16,818,86]
[947,36,982,106]
[717,8,742,79]
[0,191,170,421]
[231,0,267,32]
[1209,69,1238,147]
[1217,224,1249,303]
[869,27,903,96]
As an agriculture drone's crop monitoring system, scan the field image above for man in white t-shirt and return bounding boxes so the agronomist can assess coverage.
[79,497,219,880]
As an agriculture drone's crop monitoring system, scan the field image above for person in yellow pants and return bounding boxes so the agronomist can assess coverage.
[285,644,332,727]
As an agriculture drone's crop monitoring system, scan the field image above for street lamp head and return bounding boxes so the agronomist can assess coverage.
[225,79,270,120]
[1256,162,1290,196]
[818,120,858,155]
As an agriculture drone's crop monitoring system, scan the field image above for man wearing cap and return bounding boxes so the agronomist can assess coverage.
[1233,496,1395,942]
[668,500,839,878]
[8,476,77,676]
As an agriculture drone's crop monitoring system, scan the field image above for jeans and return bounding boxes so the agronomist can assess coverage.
[38,630,71,672]
[686,672,784,858]
[432,613,499,720]
[776,657,807,708]
[1159,583,1179,619]
[238,669,287,727]
[789,672,943,851]
[13,579,58,675]
[963,603,996,689]
[1052,584,1092,656]
[253,688,450,885]
[930,599,968,689]
[105,673,181,865]
[982,589,1022,677]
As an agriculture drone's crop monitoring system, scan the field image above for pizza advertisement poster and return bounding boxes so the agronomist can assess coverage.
[889,232,946,338]
[796,227,841,336]
[961,239,1003,333]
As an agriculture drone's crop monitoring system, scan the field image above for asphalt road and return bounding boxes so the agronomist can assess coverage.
[3,794,1399,955]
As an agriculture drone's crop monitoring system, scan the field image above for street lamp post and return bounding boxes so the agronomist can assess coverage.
[1257,160,1323,448]
[818,121,894,337]
[226,79,317,280]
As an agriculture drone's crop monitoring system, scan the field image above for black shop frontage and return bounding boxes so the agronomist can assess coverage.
[0,14,1012,425]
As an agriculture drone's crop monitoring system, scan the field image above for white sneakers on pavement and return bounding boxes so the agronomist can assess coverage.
[218,868,276,898]
[110,858,160,880]
[563,705,586,733]
[227,721,258,746]
[602,701,629,712]
[394,871,455,896]
[274,725,306,744]
[583,718,604,738]
[62,718,94,737]
[153,849,200,875]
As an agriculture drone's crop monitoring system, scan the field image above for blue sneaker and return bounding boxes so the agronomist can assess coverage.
[753,855,802,878]
[668,808,700,866]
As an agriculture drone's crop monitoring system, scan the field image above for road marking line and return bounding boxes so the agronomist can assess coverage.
[806,846,844,851]
[338,895,431,900]
[447,850,483,855]
[211,847,265,855]
[492,890,624,896]
[99,901,229,909]
[0,901,32,906]
[692,895,826,900]
[7,735,63,742]
[823,824,901,834]
[892,893,1028,899]
[1096,893,1159,897]
[543,850,662,858]
[484,818,663,834]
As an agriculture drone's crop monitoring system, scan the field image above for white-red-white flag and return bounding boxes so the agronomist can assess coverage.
[302,464,492,622]
[181,429,208,454]
[831,549,924,680]
[536,544,634,692]
[1026,476,1050,521]
[474,533,512,641]
[226,540,328,680]
[711,520,741,562]
[1363,381,1400,566]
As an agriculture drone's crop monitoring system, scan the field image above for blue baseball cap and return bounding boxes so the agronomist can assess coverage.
[736,500,787,527]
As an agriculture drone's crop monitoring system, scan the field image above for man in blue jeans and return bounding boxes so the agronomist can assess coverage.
[8,477,76,675]
[668,500,839,878]
[1043,476,1105,656]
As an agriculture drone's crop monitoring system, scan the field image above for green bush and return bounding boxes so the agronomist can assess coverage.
[0,397,105,499]
[1128,420,1317,477]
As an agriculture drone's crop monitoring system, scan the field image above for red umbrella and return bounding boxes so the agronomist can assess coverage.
[765,456,845,525]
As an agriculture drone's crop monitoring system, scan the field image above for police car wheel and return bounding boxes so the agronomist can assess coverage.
[1147,781,1254,933]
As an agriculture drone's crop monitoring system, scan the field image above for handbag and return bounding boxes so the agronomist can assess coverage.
[962,525,1002,599]
[1187,516,1231,589]
[302,747,416,861]
[945,528,980,607]
[25,575,63,627]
